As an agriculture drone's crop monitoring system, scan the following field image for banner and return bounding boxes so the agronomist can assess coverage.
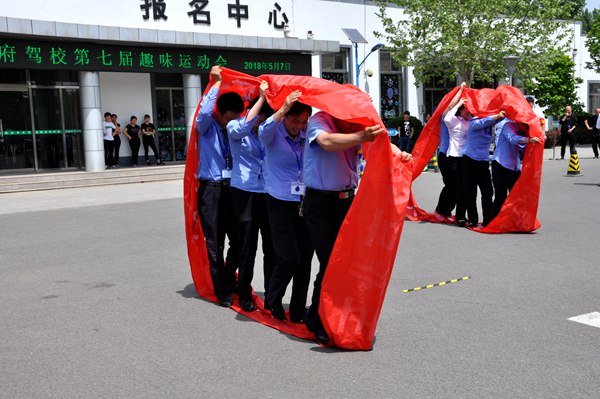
[407,85,543,233]
[184,68,414,350]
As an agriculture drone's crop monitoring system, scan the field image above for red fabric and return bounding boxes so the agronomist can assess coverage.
[407,85,543,233]
[184,68,413,350]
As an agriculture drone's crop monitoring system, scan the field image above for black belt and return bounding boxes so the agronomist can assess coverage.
[306,187,355,199]
[199,179,230,187]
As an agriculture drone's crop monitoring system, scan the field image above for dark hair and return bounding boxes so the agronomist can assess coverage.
[456,105,465,117]
[526,97,534,103]
[216,92,244,114]
[403,111,410,116]
[286,101,312,117]
[104,112,111,118]
[144,114,150,119]
[248,97,275,118]
[130,116,137,121]
[111,113,118,118]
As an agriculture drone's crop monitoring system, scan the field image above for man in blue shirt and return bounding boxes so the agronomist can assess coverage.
[303,112,411,345]
[258,90,314,323]
[461,110,506,227]
[228,81,276,312]
[196,66,245,307]
[486,120,541,225]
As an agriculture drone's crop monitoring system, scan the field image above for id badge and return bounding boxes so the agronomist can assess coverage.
[222,169,232,179]
[290,182,306,195]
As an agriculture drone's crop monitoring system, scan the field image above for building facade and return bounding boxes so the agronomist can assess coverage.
[0,1,596,174]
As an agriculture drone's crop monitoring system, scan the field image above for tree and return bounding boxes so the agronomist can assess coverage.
[585,11,600,72]
[524,51,583,117]
[374,0,570,87]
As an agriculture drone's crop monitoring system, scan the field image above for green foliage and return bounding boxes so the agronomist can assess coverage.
[586,11,600,72]
[523,52,583,117]
[374,0,570,87]
[561,0,586,20]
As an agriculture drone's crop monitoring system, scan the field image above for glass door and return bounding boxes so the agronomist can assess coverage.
[0,89,35,173]
[156,88,186,162]
[32,88,64,169]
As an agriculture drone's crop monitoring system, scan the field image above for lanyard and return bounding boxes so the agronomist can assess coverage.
[286,135,304,180]
[220,127,231,166]
[249,132,265,161]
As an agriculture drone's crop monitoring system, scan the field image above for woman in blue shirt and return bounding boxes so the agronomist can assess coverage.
[258,90,314,323]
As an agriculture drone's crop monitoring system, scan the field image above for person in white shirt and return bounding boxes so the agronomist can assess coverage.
[102,112,116,168]
[443,95,471,227]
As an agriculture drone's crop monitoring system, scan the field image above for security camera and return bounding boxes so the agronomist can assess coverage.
[365,69,374,77]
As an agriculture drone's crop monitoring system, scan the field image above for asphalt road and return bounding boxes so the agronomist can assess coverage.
[1,148,599,398]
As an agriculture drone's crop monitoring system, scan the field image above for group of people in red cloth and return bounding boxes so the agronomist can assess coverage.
[185,67,544,349]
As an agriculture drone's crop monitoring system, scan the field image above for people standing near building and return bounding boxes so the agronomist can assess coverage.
[443,96,471,227]
[123,116,141,167]
[487,120,541,225]
[259,90,314,323]
[102,112,115,169]
[559,105,577,160]
[399,111,413,152]
[434,83,465,223]
[196,66,244,307]
[302,111,411,345]
[584,107,600,159]
[461,110,506,227]
[141,114,165,166]
[228,80,276,312]
[111,113,121,168]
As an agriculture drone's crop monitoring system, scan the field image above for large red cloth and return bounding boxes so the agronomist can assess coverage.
[184,68,413,350]
[407,85,543,233]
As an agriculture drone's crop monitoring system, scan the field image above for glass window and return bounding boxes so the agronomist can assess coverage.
[29,70,78,86]
[155,73,183,87]
[589,83,600,112]
[0,69,27,84]
[321,48,349,84]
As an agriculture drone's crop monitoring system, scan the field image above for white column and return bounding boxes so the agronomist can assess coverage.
[79,71,104,172]
[183,74,202,144]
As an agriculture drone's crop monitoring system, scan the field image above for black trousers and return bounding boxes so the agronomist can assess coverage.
[231,188,276,301]
[103,140,114,167]
[304,188,353,334]
[446,155,466,222]
[462,155,493,225]
[129,138,140,165]
[592,134,599,158]
[113,135,121,166]
[560,132,576,158]
[435,152,456,216]
[265,195,313,321]
[143,135,160,163]
[488,160,520,225]
[197,181,239,300]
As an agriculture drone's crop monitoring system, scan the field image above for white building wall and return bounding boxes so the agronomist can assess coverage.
[98,72,153,158]
[4,1,600,121]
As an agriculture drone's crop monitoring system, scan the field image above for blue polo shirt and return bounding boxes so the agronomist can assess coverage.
[196,87,230,181]
[462,116,500,161]
[259,115,306,202]
[228,115,266,193]
[439,119,450,154]
[492,120,526,171]
[303,112,359,191]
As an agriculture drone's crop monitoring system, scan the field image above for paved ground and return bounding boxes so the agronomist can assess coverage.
[1,147,599,398]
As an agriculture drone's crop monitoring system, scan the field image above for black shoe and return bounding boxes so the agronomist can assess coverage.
[457,219,467,227]
[314,329,330,346]
[157,161,166,165]
[146,160,151,166]
[217,295,233,307]
[269,304,285,321]
[240,298,255,312]
[290,308,308,324]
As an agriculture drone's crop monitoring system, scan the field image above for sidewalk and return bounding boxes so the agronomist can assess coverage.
[0,179,183,215]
